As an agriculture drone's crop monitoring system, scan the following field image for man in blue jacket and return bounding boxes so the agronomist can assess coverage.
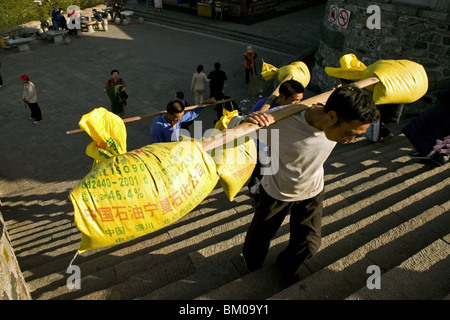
[150,99,214,143]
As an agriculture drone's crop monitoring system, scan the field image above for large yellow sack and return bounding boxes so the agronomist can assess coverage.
[209,109,257,201]
[70,140,219,253]
[78,107,127,167]
[360,59,428,105]
[324,54,428,105]
[261,60,310,88]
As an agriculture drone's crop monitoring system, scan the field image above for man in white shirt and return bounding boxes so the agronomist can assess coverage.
[238,84,380,284]
[19,74,42,123]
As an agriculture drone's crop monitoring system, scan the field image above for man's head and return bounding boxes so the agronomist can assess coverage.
[175,91,184,101]
[214,62,221,70]
[277,79,305,105]
[18,74,30,83]
[110,69,120,80]
[321,84,380,144]
[165,101,185,126]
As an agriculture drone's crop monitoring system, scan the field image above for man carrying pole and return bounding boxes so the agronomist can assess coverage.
[230,84,380,285]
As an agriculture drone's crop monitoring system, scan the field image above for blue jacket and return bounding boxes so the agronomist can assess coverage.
[150,109,202,143]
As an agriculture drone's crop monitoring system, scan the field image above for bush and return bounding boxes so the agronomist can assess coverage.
[0,0,105,29]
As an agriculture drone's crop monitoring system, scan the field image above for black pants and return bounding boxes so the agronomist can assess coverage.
[245,67,255,84]
[242,186,324,276]
[28,102,42,121]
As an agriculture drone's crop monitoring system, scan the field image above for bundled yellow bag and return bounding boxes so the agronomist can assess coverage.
[209,109,257,201]
[324,53,367,80]
[360,59,428,105]
[325,54,428,105]
[78,107,127,167]
[70,140,218,253]
[261,60,310,88]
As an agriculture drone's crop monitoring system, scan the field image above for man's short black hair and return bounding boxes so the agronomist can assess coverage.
[166,101,185,114]
[325,84,380,124]
[176,91,184,100]
[279,79,305,99]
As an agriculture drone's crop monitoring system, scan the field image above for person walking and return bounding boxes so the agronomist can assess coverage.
[19,74,42,123]
[104,69,127,117]
[244,45,257,84]
[191,65,210,105]
[230,84,380,285]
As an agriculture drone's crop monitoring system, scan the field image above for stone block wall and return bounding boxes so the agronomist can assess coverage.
[0,207,31,300]
[311,0,450,96]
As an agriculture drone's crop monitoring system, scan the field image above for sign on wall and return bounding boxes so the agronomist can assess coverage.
[329,5,352,29]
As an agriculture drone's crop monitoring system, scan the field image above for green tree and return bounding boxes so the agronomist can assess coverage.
[0,0,105,29]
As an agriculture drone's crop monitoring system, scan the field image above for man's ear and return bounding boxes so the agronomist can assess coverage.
[326,110,338,126]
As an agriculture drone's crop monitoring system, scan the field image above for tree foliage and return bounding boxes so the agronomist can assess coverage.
[0,0,105,29]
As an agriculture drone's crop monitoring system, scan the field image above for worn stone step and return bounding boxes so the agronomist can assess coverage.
[131,10,305,55]
[346,234,450,300]
[269,197,450,299]
[27,190,253,299]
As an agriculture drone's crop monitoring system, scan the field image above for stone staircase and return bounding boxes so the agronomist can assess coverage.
[2,120,449,300]
[127,6,311,56]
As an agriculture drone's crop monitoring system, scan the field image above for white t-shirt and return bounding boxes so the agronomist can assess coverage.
[230,108,336,202]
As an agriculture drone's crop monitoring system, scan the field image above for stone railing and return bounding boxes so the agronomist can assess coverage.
[0,207,31,300]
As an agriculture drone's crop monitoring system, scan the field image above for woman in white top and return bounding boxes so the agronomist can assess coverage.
[191,65,210,105]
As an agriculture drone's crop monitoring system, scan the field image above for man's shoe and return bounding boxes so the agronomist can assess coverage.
[408,151,430,160]
[275,256,300,286]
[33,120,41,124]
[378,132,394,142]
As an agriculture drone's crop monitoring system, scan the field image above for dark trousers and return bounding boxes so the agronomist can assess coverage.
[28,102,42,121]
[245,67,255,84]
[242,186,324,276]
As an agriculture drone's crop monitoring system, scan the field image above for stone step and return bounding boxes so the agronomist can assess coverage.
[269,198,450,299]
[346,233,450,300]
[2,121,449,300]
[130,9,308,56]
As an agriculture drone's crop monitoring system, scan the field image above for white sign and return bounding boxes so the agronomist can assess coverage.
[329,5,338,23]
[337,8,351,29]
[329,5,352,29]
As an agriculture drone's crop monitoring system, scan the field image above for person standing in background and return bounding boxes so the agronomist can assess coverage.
[208,62,228,121]
[104,69,127,117]
[244,45,257,84]
[191,65,210,105]
[19,74,42,123]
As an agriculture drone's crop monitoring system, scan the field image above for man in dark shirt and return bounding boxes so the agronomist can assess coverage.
[208,62,228,121]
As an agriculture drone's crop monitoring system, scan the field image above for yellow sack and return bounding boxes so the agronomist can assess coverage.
[209,109,257,201]
[361,59,429,105]
[261,60,310,88]
[70,140,219,253]
[325,54,428,105]
[324,53,367,80]
[78,107,127,167]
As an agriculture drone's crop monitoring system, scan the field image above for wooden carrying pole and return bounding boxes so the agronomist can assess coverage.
[66,98,235,135]
[201,77,380,152]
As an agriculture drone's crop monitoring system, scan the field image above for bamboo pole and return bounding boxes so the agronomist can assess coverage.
[66,98,235,135]
[201,77,380,152]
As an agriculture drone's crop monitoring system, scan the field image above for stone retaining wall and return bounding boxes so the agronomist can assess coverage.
[311,0,450,95]
[0,206,31,300]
